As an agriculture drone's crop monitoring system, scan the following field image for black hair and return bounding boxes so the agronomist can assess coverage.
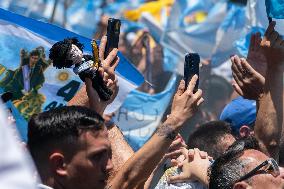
[209,137,260,189]
[279,137,284,167]
[49,37,84,68]
[30,49,41,57]
[187,121,235,159]
[27,106,104,161]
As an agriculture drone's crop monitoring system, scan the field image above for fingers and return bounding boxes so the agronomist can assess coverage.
[255,32,262,51]
[181,148,189,161]
[176,80,185,96]
[269,31,280,46]
[188,149,195,157]
[249,33,256,51]
[264,21,276,39]
[164,149,183,159]
[168,174,188,184]
[232,55,243,75]
[169,138,182,150]
[104,48,118,67]
[231,55,244,86]
[240,58,255,74]
[197,97,204,106]
[198,150,208,159]
[112,56,119,70]
[191,89,203,106]
[187,75,198,92]
[232,83,244,96]
[274,34,283,47]
[99,36,107,61]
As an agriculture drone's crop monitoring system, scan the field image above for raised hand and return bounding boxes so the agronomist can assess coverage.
[231,55,265,100]
[86,36,120,115]
[261,21,284,69]
[169,75,204,127]
[168,148,211,185]
[247,32,267,77]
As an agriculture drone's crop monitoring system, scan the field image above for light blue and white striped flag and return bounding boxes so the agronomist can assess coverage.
[246,0,284,33]
[211,3,246,67]
[235,0,284,57]
[161,1,227,61]
[0,0,103,38]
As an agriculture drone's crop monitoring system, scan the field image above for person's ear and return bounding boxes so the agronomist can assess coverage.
[233,181,251,189]
[49,152,68,177]
[239,125,252,138]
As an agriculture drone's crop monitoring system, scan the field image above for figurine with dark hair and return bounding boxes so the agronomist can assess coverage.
[49,38,112,101]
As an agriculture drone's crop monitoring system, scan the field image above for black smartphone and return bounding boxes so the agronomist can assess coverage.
[104,18,121,59]
[184,53,200,92]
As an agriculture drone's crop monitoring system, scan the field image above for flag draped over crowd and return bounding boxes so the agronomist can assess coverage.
[0,7,143,141]
[0,0,284,149]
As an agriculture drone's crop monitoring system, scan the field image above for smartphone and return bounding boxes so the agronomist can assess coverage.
[104,18,121,59]
[184,53,200,92]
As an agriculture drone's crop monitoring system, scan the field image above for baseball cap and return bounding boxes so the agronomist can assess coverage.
[220,96,256,132]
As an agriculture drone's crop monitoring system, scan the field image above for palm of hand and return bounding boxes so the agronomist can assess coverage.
[247,49,267,77]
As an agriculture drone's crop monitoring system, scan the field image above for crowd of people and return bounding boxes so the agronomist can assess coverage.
[1,2,284,189]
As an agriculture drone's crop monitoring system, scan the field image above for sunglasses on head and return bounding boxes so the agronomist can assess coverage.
[237,158,280,182]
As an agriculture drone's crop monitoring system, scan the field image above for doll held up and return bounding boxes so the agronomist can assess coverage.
[49,38,112,101]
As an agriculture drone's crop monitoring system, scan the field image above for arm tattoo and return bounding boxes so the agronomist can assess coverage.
[156,123,177,140]
[105,185,112,189]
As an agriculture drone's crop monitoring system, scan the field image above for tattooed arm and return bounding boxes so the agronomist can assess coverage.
[108,75,204,189]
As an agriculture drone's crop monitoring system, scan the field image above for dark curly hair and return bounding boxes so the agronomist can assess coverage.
[49,37,84,68]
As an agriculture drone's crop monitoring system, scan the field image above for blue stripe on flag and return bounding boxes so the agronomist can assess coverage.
[0,8,144,86]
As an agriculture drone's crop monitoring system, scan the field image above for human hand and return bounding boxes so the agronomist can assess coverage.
[169,75,204,127]
[99,36,120,104]
[164,134,187,161]
[168,148,211,185]
[247,32,267,77]
[261,21,284,69]
[231,55,265,100]
[85,76,118,115]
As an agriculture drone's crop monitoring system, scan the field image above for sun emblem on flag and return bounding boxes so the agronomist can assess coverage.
[57,71,69,81]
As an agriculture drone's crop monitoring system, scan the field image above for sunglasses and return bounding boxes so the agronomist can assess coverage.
[237,158,280,182]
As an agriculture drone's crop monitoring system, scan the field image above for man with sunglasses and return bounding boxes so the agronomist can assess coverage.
[209,138,284,189]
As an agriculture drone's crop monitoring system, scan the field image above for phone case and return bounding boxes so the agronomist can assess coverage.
[104,18,121,59]
[184,53,200,92]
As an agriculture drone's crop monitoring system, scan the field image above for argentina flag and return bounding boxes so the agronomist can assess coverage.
[0,8,143,128]
[235,0,284,57]
[211,3,246,67]
[113,74,177,151]
[161,1,227,60]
